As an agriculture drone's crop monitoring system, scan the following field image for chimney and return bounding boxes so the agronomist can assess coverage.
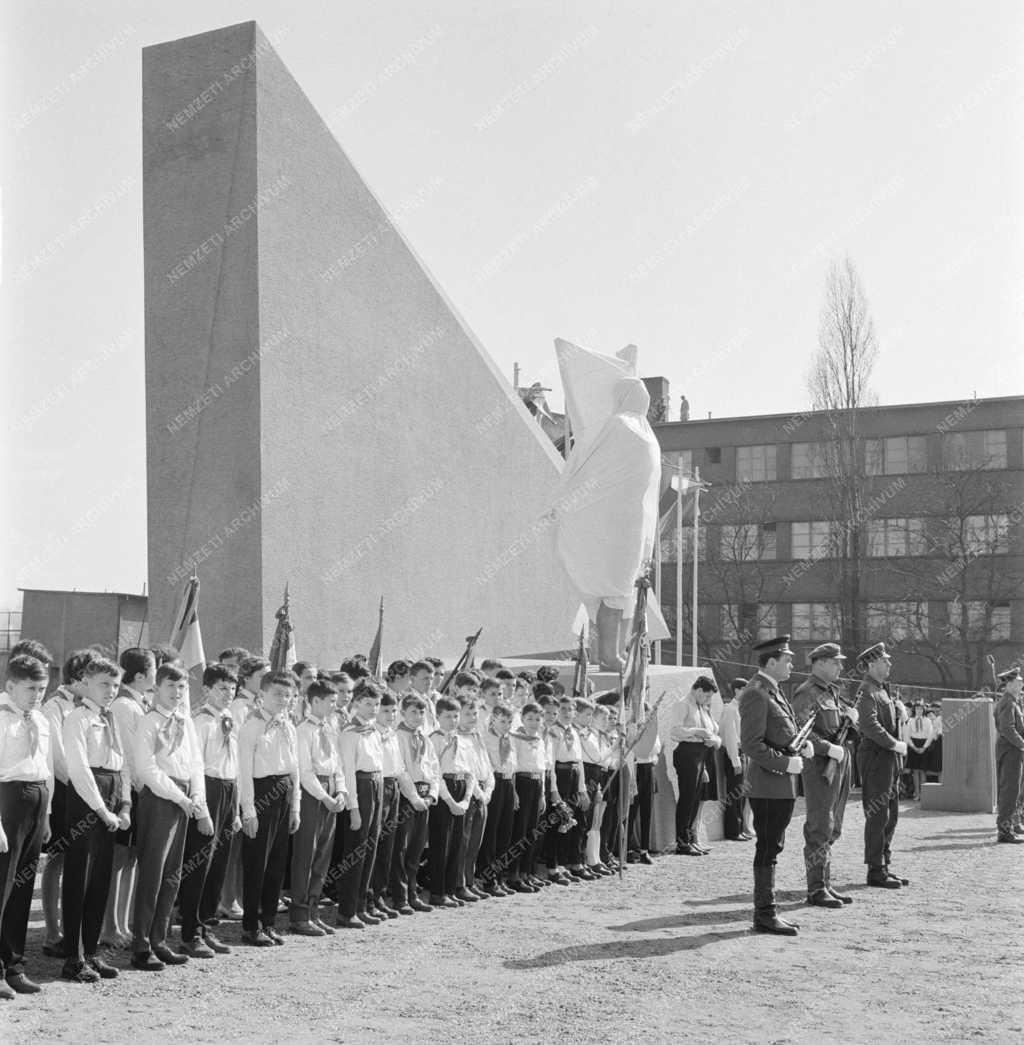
[642,376,670,424]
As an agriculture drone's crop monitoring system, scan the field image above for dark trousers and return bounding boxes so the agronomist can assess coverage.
[996,745,1023,835]
[290,784,337,923]
[479,777,515,882]
[554,764,583,866]
[858,745,900,868]
[370,778,400,904]
[749,797,795,867]
[673,742,707,846]
[241,774,294,932]
[601,770,625,862]
[458,795,487,888]
[336,772,383,918]
[132,785,188,954]
[391,796,429,906]
[628,762,655,854]
[427,777,467,897]
[721,755,747,839]
[45,779,68,855]
[802,757,851,891]
[62,769,120,960]
[509,775,541,876]
[0,780,49,975]
[178,776,236,941]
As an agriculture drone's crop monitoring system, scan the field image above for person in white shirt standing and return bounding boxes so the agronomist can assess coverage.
[719,678,753,842]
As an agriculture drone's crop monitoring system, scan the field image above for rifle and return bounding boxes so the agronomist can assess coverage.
[438,627,483,695]
[823,691,858,785]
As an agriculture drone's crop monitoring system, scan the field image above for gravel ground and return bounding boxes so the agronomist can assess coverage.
[2,798,1021,1045]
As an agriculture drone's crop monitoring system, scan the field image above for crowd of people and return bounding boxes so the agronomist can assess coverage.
[0,640,662,997]
[0,634,1021,995]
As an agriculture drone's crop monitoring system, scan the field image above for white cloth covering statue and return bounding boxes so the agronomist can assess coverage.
[551,338,665,670]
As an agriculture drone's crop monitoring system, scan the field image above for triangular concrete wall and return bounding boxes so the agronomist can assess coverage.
[143,21,578,662]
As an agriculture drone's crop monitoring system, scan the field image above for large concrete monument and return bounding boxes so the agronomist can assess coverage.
[143,22,578,661]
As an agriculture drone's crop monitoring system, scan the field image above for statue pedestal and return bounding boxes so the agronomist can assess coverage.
[919,699,996,813]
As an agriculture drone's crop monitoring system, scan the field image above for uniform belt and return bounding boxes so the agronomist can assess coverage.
[316,774,332,787]
[443,772,471,781]
[516,771,544,780]
[356,770,383,778]
[0,778,47,787]
[496,772,515,780]
[555,761,578,768]
[90,767,118,777]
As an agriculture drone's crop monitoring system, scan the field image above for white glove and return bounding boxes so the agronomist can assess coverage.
[893,740,908,756]
[800,741,814,759]
[827,744,845,762]
[786,756,804,774]
[844,707,859,725]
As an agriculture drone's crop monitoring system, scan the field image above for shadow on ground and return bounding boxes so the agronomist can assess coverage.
[506,928,751,969]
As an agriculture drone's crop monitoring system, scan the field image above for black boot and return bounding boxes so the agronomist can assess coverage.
[867,865,900,888]
[752,866,798,936]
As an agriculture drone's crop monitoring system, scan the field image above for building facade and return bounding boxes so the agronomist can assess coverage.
[653,395,1024,691]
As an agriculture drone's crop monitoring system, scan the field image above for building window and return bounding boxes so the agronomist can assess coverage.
[951,601,1011,641]
[790,520,834,561]
[706,447,722,465]
[719,523,777,561]
[964,514,1010,556]
[736,444,777,482]
[867,602,929,641]
[790,442,829,479]
[866,518,928,557]
[673,449,693,474]
[865,435,928,475]
[756,604,778,640]
[944,430,1007,470]
[721,604,777,643]
[791,603,839,641]
[660,525,706,563]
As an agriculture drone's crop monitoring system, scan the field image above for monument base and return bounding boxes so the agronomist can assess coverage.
[919,699,996,813]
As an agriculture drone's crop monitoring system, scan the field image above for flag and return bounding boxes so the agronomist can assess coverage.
[439,627,483,694]
[268,584,296,673]
[169,572,205,672]
[571,610,589,699]
[622,570,651,720]
[368,595,384,681]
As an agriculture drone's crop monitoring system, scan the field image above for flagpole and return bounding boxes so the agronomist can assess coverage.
[675,454,684,667]
[654,509,662,666]
[692,464,701,667]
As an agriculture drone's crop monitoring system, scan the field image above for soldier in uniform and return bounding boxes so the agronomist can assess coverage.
[738,635,813,936]
[855,643,909,888]
[791,642,857,909]
[992,666,1024,843]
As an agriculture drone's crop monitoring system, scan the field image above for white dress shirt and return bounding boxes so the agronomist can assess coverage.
[237,710,300,820]
[0,696,53,797]
[63,697,131,813]
[111,685,151,791]
[297,715,344,804]
[134,706,207,815]
[42,687,76,784]
[193,704,239,780]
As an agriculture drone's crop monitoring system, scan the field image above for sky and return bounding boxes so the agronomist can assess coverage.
[1,0,1022,608]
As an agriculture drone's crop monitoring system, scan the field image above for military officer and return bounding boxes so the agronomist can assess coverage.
[738,635,813,937]
[791,642,857,908]
[855,642,909,888]
[993,666,1024,843]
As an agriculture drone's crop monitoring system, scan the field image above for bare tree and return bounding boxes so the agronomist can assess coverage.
[807,256,879,654]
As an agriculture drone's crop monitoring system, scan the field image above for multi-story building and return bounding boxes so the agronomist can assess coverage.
[653,395,1024,691]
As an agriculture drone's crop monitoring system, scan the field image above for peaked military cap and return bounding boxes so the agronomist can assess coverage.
[997,666,1021,684]
[808,642,846,663]
[731,677,748,690]
[752,635,793,657]
[857,641,891,667]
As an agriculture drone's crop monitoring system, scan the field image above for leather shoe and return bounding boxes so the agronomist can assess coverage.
[85,954,119,979]
[357,910,382,925]
[639,852,654,865]
[454,888,478,903]
[826,885,853,905]
[6,972,41,994]
[509,880,537,894]
[180,937,216,958]
[1012,824,1024,835]
[867,871,901,889]
[240,929,275,946]
[807,889,844,909]
[61,959,99,983]
[997,833,1024,844]
[675,843,701,856]
[409,897,434,912]
[263,927,285,945]
[0,980,14,1000]
[131,951,165,971]
[42,938,66,958]
[753,915,798,936]
[375,899,401,919]
[589,863,612,877]
[626,851,640,864]
[289,921,325,937]
[153,944,188,965]
[886,869,910,886]
[395,904,415,916]
[334,917,365,930]
[203,931,232,954]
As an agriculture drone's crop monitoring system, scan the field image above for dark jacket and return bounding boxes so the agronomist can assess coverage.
[739,671,800,800]
[994,693,1024,754]
[855,679,901,757]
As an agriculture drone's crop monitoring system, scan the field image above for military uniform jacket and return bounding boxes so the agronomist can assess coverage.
[739,671,800,799]
[792,676,848,777]
[855,679,901,759]
[994,694,1024,754]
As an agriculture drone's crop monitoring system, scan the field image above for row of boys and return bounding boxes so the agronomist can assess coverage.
[0,642,654,995]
